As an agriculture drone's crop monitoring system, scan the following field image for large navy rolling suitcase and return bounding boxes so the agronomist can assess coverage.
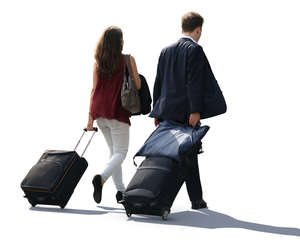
[20,127,97,209]
[122,156,184,220]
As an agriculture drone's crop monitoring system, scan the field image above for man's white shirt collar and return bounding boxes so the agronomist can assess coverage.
[181,35,198,44]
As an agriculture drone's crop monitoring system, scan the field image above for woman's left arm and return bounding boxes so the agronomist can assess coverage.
[86,63,99,130]
[129,56,141,90]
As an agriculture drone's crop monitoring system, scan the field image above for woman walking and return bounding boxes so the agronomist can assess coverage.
[87,26,141,204]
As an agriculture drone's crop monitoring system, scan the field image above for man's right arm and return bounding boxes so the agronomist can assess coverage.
[186,45,205,126]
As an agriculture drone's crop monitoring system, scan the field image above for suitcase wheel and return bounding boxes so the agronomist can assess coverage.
[27,198,36,207]
[60,204,66,209]
[162,211,168,220]
[126,209,132,217]
[161,208,169,221]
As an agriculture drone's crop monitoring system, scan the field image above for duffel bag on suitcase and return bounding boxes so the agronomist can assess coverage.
[121,156,184,220]
[20,127,98,209]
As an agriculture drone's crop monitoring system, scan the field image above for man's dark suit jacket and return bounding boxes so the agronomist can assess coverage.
[149,37,219,123]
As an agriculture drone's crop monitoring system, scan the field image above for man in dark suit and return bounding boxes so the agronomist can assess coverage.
[150,11,209,209]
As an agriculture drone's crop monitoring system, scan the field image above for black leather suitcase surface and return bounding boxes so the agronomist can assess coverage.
[20,128,97,208]
[122,157,184,220]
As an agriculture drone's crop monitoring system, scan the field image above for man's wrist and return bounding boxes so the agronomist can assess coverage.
[190,112,200,115]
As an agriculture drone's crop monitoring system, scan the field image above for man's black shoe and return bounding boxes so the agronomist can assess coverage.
[116,191,123,204]
[92,175,103,204]
[191,199,207,209]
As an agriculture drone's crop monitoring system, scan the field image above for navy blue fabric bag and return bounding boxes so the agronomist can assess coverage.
[134,120,210,164]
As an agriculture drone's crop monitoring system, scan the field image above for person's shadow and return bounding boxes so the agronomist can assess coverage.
[127,208,300,237]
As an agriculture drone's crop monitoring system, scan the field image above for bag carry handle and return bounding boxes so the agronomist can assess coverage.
[74,127,98,157]
[124,54,137,88]
[125,55,134,79]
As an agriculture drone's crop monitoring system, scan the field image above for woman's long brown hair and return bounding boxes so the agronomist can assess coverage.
[95,26,123,79]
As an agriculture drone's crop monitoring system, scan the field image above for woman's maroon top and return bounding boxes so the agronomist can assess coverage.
[90,61,131,125]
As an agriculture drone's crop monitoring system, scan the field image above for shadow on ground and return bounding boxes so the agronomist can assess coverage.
[30,205,124,215]
[127,208,300,237]
[30,206,107,215]
[30,206,300,237]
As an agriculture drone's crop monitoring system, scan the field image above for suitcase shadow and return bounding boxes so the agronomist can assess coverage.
[127,209,300,237]
[97,206,124,211]
[30,205,125,215]
[30,206,108,215]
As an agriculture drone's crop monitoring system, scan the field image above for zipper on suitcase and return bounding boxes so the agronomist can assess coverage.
[137,166,171,172]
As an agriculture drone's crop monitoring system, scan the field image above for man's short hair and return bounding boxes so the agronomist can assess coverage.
[182,12,204,32]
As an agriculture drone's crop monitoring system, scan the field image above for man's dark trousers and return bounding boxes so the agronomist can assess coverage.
[182,150,203,201]
[159,120,204,201]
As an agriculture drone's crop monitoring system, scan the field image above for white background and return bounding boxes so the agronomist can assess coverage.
[1,0,300,239]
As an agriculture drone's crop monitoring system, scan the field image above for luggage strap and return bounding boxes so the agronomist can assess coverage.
[74,127,98,157]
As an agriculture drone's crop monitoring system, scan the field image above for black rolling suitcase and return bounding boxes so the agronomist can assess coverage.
[122,156,184,220]
[20,127,98,208]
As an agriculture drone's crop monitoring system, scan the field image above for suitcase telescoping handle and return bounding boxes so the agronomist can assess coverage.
[74,127,98,157]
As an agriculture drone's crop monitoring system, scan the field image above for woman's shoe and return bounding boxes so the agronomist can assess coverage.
[92,175,103,204]
[116,191,123,204]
